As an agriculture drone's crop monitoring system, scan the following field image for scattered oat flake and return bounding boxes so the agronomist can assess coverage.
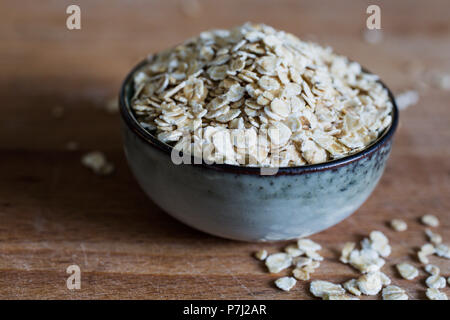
[425,229,442,245]
[340,242,355,264]
[379,272,391,286]
[426,288,448,300]
[297,238,321,252]
[81,151,114,175]
[421,214,439,227]
[435,244,450,259]
[425,264,440,276]
[382,285,408,300]
[305,250,323,261]
[357,272,383,295]
[275,276,296,291]
[396,90,419,111]
[390,219,407,232]
[284,244,304,257]
[254,249,267,261]
[425,275,446,289]
[348,248,385,273]
[310,280,345,298]
[343,279,361,296]
[396,263,419,280]
[292,267,310,281]
[365,230,391,258]
[418,252,429,264]
[418,243,435,264]
[265,253,292,273]
[323,293,359,300]
[292,256,312,268]
[421,243,436,255]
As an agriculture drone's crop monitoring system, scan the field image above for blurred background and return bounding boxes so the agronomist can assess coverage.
[0,0,448,299]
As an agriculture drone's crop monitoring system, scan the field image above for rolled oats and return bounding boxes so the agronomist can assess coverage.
[426,288,448,300]
[254,249,268,261]
[323,293,359,300]
[343,279,361,296]
[421,214,439,227]
[305,250,323,261]
[361,231,391,258]
[424,264,440,276]
[284,244,304,257]
[382,285,408,300]
[435,243,450,259]
[425,275,446,289]
[396,263,419,280]
[418,243,435,264]
[425,229,442,245]
[310,280,345,298]
[390,219,407,232]
[265,252,292,273]
[340,242,356,264]
[292,256,312,268]
[357,272,383,295]
[131,23,393,167]
[81,151,114,176]
[348,248,385,273]
[297,238,321,253]
[292,267,310,281]
[303,260,320,273]
[275,276,297,291]
[379,272,391,286]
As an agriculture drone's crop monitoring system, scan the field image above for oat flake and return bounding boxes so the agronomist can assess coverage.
[396,263,419,280]
[382,285,408,300]
[310,280,345,298]
[265,252,292,273]
[275,276,297,291]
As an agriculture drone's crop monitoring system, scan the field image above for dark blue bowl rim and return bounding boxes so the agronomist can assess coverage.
[119,59,399,176]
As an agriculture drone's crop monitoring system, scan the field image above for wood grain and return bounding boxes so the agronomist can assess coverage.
[0,0,449,299]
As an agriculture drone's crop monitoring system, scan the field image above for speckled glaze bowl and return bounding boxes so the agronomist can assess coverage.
[119,60,399,242]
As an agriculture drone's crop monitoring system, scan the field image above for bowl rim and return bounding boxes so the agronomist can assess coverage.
[119,59,399,176]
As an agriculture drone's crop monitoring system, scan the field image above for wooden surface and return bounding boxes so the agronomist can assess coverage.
[0,0,449,299]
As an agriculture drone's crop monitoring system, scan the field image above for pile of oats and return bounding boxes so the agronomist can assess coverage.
[255,237,323,293]
[253,220,450,299]
[131,23,393,167]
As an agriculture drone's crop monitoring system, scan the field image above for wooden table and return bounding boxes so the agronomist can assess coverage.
[0,0,448,299]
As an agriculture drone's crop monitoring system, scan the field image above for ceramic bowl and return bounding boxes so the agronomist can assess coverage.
[119,60,399,242]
